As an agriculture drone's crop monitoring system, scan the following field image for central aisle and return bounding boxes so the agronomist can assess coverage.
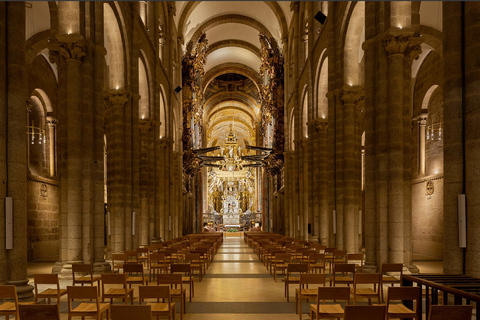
[185,237,302,320]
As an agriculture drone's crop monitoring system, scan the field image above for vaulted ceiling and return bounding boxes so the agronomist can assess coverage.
[175,1,291,147]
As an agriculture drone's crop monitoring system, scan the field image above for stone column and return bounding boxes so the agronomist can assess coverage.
[340,86,364,253]
[49,34,86,262]
[443,1,464,275]
[464,1,480,278]
[307,120,319,242]
[104,89,129,253]
[0,1,34,299]
[383,32,420,264]
[139,119,152,246]
[316,119,329,245]
[46,117,57,178]
[416,114,427,175]
[300,138,309,240]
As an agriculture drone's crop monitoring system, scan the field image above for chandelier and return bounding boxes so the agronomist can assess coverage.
[26,106,45,145]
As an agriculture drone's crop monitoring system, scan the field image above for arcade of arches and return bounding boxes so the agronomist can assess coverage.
[1,0,480,310]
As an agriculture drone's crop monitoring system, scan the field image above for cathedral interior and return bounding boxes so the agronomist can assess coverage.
[0,1,479,319]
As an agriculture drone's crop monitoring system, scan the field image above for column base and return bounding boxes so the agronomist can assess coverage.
[7,279,34,301]
[53,261,112,279]
[405,263,420,274]
[308,236,319,243]
[363,264,379,273]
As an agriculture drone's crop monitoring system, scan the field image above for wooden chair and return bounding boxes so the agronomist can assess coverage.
[309,286,350,320]
[273,253,291,282]
[329,250,347,272]
[34,274,67,306]
[185,253,203,281]
[330,263,355,287]
[428,305,473,320]
[101,273,134,305]
[324,247,336,272]
[67,285,110,320]
[157,273,186,319]
[110,305,151,320]
[347,253,364,273]
[0,285,32,320]
[18,304,59,320]
[123,263,148,288]
[149,253,168,281]
[72,263,101,294]
[297,273,326,317]
[171,263,194,301]
[137,247,150,266]
[380,263,403,302]
[284,263,308,302]
[112,253,127,273]
[125,250,139,263]
[138,285,176,320]
[386,286,421,319]
[307,253,326,274]
[351,273,381,305]
[344,305,387,320]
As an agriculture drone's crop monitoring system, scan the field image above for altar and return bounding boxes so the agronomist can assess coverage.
[221,193,242,225]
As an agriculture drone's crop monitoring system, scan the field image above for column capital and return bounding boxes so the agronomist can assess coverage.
[139,119,153,133]
[340,85,365,105]
[48,34,87,63]
[307,118,328,132]
[413,112,428,125]
[104,89,130,109]
[383,33,422,59]
[46,116,58,126]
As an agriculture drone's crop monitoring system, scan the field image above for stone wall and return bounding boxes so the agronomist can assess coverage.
[27,177,59,261]
[412,177,444,259]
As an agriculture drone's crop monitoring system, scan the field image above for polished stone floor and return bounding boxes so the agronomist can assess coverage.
[26,237,446,319]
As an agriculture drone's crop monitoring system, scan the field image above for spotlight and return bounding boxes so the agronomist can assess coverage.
[174,86,182,94]
[314,11,327,25]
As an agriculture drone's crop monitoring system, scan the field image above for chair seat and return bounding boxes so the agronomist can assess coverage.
[72,302,110,313]
[147,302,176,312]
[104,288,134,296]
[296,288,318,297]
[334,276,353,282]
[0,302,17,312]
[77,275,101,282]
[170,288,186,296]
[126,276,148,283]
[351,288,378,296]
[151,264,166,268]
[282,276,300,282]
[388,304,416,317]
[309,264,325,268]
[38,288,67,297]
[310,303,345,317]
[182,276,194,282]
[275,264,288,268]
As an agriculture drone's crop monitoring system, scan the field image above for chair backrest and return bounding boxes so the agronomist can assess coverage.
[171,263,191,274]
[316,286,350,302]
[387,286,421,302]
[185,253,201,261]
[139,285,170,302]
[428,305,473,320]
[381,263,403,274]
[18,304,60,320]
[101,273,127,285]
[287,263,308,274]
[300,273,326,286]
[125,250,138,258]
[354,273,381,285]
[67,285,98,300]
[275,253,291,262]
[333,263,356,275]
[123,263,144,274]
[309,253,325,263]
[325,247,336,255]
[111,305,151,320]
[150,253,166,264]
[157,273,182,286]
[137,247,148,254]
[0,285,17,300]
[347,253,364,264]
[72,263,93,279]
[333,250,347,260]
[344,305,387,320]
[34,273,59,285]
